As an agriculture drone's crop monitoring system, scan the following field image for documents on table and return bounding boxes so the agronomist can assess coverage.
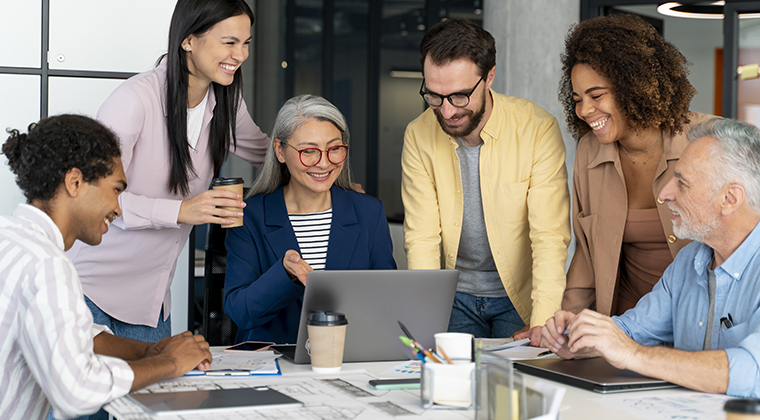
[107,371,473,419]
[478,338,554,360]
[378,360,423,378]
[481,337,531,351]
[184,350,281,376]
[590,392,732,420]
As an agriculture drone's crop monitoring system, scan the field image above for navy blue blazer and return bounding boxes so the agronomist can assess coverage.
[224,185,397,344]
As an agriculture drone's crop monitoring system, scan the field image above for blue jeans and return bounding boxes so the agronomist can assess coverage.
[46,297,173,420]
[85,295,171,342]
[448,292,525,338]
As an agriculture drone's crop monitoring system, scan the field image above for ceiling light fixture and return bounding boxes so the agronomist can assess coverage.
[658,2,760,19]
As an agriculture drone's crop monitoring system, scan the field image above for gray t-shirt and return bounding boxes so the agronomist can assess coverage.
[454,138,506,297]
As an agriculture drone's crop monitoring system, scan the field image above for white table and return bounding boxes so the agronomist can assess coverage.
[106,353,730,420]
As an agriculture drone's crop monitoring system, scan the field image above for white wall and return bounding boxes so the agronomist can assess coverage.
[0,0,190,333]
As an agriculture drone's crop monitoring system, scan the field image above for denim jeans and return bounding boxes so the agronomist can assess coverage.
[447,291,525,338]
[47,297,172,420]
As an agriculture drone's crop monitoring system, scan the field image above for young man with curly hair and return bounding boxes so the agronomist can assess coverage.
[402,19,571,341]
[0,115,212,420]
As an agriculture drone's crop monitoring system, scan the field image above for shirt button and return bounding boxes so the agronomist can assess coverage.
[454,222,459,227]
[448,254,454,259]
[735,273,740,278]
[456,190,461,194]
[668,235,677,243]
[699,322,703,327]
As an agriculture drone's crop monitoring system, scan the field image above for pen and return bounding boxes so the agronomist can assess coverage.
[720,313,734,331]
[537,350,553,357]
[413,340,442,364]
[399,336,430,363]
[205,370,251,376]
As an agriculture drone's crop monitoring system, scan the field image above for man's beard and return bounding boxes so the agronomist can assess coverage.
[670,205,720,243]
[434,95,486,139]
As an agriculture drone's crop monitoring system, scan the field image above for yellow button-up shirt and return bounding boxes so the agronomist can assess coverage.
[401,90,570,326]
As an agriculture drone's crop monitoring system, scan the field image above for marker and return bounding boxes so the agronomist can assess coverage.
[397,321,416,342]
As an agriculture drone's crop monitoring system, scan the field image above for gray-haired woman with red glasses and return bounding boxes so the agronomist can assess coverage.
[223,94,397,344]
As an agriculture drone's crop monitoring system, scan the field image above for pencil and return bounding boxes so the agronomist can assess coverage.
[437,345,453,364]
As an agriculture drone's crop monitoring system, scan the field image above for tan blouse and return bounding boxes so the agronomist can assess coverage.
[563,112,712,316]
[614,208,673,315]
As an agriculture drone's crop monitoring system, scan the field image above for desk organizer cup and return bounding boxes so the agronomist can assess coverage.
[475,350,565,420]
[306,311,348,373]
[211,177,244,228]
[435,332,474,361]
[420,361,476,409]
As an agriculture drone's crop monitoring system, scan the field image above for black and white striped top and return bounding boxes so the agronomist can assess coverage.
[288,208,332,270]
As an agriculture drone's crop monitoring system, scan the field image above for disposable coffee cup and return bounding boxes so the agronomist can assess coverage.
[725,399,760,420]
[306,311,348,373]
[435,332,474,362]
[211,177,244,228]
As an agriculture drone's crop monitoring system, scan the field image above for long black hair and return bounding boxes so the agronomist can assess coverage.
[164,0,254,196]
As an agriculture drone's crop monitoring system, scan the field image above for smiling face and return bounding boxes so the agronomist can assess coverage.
[183,14,252,89]
[422,57,492,141]
[74,157,127,246]
[275,119,345,198]
[659,137,722,242]
[571,63,632,144]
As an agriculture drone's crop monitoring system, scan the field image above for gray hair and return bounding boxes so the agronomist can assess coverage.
[246,94,355,197]
[687,117,760,214]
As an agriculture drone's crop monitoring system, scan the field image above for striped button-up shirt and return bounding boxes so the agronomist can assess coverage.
[0,204,134,420]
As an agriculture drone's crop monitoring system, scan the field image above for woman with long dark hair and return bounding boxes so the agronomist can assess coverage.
[67,0,269,346]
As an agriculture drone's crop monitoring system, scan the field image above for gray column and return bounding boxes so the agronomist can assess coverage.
[484,0,580,267]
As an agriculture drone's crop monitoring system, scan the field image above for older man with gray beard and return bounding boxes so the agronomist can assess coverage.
[542,117,760,398]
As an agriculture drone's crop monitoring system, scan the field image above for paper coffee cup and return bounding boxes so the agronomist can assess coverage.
[306,311,348,373]
[434,332,474,361]
[211,177,244,228]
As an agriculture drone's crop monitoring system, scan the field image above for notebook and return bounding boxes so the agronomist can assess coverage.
[513,357,678,394]
[277,269,459,363]
[128,387,302,416]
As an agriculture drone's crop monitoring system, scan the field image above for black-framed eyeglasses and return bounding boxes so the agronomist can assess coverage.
[285,143,349,167]
[419,76,484,108]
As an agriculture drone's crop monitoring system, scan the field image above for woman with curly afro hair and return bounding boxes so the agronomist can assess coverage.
[560,13,713,317]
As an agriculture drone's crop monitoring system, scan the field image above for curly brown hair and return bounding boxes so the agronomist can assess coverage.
[559,13,697,140]
[2,114,121,204]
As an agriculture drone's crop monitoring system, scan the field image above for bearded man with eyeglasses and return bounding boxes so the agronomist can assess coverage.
[401,19,570,342]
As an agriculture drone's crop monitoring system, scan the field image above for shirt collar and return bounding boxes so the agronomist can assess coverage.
[479,89,499,144]
[692,219,760,282]
[587,130,683,170]
[717,219,760,281]
[12,203,65,251]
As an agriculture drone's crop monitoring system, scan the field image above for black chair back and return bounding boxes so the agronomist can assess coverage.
[202,222,239,346]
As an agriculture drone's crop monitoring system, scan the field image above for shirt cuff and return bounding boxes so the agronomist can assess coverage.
[102,355,135,397]
[726,347,760,397]
[91,323,113,338]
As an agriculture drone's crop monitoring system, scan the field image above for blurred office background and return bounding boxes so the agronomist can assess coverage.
[1,0,758,334]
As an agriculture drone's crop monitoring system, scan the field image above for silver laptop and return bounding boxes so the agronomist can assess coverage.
[514,357,679,393]
[278,269,458,363]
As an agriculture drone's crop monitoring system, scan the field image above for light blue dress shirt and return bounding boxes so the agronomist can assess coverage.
[614,220,760,397]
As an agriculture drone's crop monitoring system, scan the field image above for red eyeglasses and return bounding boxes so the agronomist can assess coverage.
[285,143,349,167]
